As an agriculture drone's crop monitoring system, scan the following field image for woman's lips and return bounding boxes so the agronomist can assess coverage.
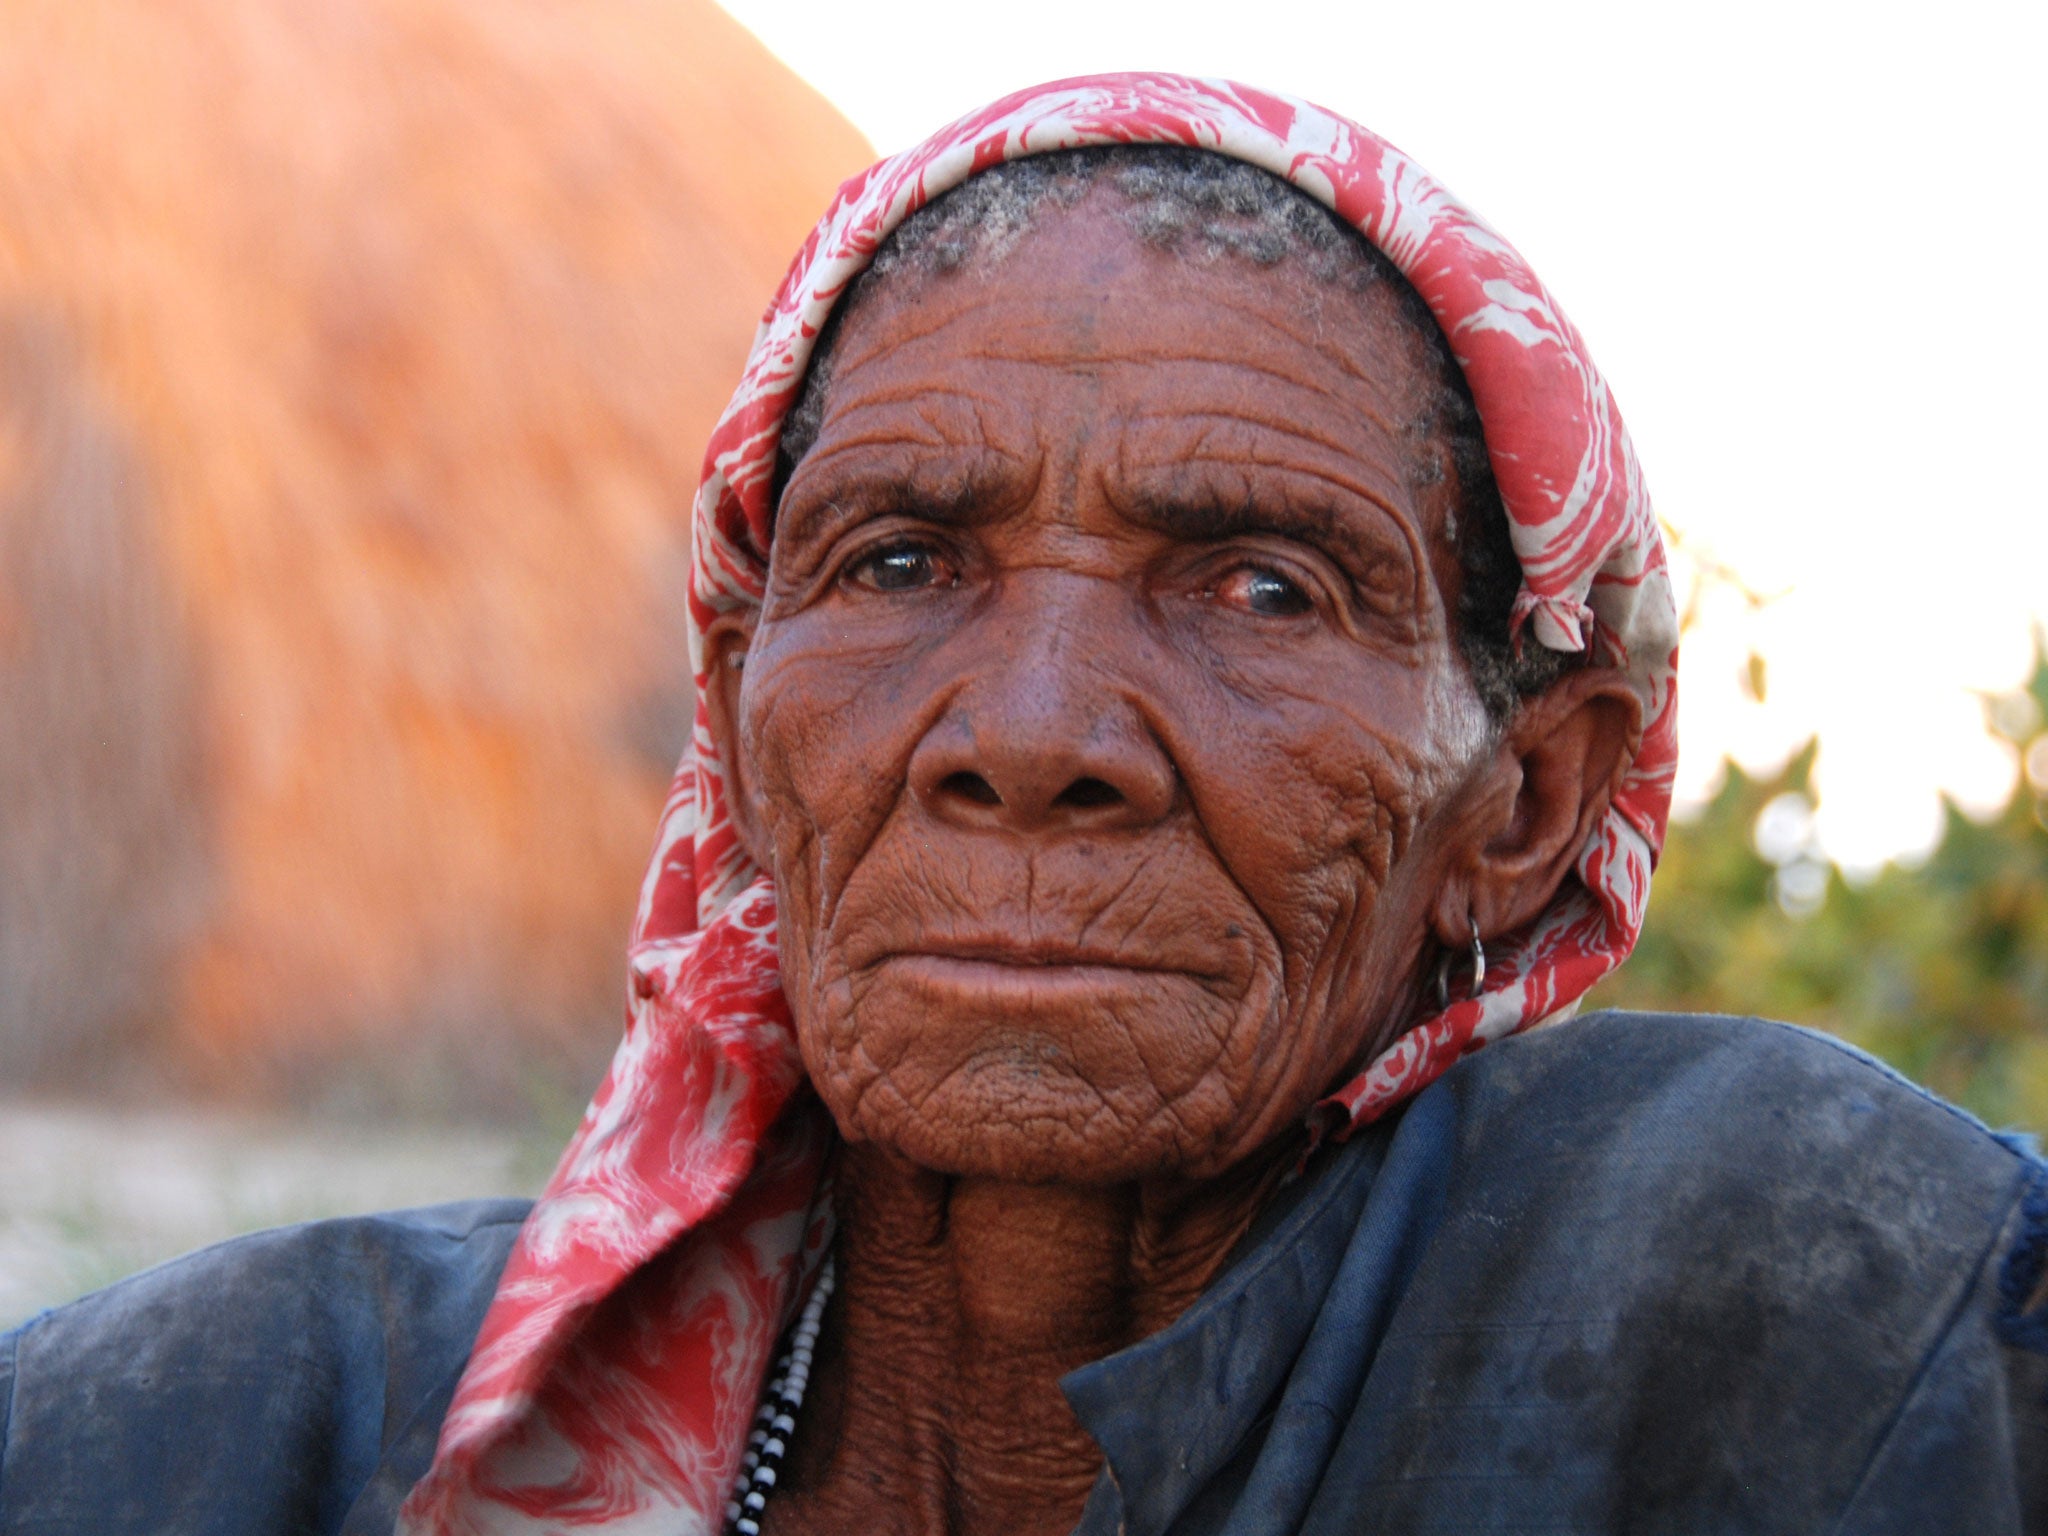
[891,939,1188,970]
[877,955,1191,1009]
[873,946,1230,999]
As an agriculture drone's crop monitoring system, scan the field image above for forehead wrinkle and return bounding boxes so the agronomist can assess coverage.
[1142,274,1421,398]
[1109,326,1408,428]
[1032,342,1399,420]
[782,387,1040,536]
[785,443,1041,548]
[813,346,1065,471]
[821,376,1010,440]
[1114,413,1429,560]
[835,282,1114,376]
[828,282,1008,372]
[1106,350,1411,476]
[851,279,1395,402]
[1122,405,1412,501]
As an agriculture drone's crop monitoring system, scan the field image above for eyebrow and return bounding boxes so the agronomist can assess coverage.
[1113,459,1422,573]
[775,445,1032,552]
[1122,484,1343,543]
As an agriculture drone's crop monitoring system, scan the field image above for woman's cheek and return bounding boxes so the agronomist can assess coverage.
[742,629,918,932]
[1201,719,1423,1043]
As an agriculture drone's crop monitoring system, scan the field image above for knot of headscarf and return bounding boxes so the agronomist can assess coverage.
[398,72,1678,1535]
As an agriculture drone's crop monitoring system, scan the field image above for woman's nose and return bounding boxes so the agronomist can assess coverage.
[908,614,1177,835]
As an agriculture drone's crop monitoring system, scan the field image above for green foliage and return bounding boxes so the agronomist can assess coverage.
[1593,636,2048,1131]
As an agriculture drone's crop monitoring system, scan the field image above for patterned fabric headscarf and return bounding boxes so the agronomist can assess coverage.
[400,72,1679,1535]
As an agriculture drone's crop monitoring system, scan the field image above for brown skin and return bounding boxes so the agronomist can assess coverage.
[704,189,1641,1535]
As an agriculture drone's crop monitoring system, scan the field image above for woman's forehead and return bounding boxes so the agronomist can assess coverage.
[780,190,1454,553]
[819,195,1441,448]
[833,183,1438,395]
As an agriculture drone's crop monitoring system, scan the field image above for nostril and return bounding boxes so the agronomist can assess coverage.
[1055,776,1124,810]
[939,771,1003,807]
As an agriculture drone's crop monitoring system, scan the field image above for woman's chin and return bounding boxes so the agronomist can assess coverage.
[848,1075,1207,1184]
[814,1044,1249,1184]
[801,958,1274,1182]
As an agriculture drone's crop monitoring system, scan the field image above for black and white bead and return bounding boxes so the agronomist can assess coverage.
[724,1253,836,1536]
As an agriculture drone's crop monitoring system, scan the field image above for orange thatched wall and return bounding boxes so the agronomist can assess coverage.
[0,0,870,1102]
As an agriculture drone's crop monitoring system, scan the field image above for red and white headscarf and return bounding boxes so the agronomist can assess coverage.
[399,73,1678,1535]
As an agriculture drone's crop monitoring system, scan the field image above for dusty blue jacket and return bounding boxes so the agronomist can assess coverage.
[6,1012,2048,1534]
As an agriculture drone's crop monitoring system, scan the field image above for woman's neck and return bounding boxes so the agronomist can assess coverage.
[765,1140,1297,1536]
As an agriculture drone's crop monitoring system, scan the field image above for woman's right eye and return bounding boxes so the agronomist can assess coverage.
[845,541,955,593]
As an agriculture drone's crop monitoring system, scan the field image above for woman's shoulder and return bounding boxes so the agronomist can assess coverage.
[0,1197,530,1535]
[1425,1009,2040,1305]
[1388,1010,2048,1529]
[1458,1007,2033,1180]
[1073,1017,2048,1532]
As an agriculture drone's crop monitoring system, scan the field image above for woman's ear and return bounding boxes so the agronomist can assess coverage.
[1432,666,1644,948]
[701,611,773,874]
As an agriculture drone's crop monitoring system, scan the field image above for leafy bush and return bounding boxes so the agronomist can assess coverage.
[1594,639,2048,1131]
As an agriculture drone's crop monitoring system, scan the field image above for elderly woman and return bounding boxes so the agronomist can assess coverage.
[4,75,2046,1536]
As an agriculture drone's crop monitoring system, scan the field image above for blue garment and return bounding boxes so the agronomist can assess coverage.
[0,1199,527,1535]
[6,1013,2048,1534]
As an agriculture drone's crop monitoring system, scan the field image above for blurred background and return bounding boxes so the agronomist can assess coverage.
[2,0,2042,1327]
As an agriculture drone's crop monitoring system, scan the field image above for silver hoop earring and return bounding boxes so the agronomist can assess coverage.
[1436,918,1488,1010]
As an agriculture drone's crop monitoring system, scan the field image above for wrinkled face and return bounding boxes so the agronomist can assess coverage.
[728,191,1498,1184]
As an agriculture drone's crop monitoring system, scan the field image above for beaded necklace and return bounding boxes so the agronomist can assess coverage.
[723,1253,836,1536]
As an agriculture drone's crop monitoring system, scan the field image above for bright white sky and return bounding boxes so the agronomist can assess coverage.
[716,0,2047,872]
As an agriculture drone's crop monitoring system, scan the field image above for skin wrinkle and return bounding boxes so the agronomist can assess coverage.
[1093,865,1166,958]
[695,186,1641,1536]
[1111,477,1429,650]
[868,958,1228,1114]
[750,636,952,938]
[1117,488,1422,638]
[778,418,1038,557]
[942,278,1420,447]
[1179,638,1417,1122]
[826,288,1409,437]
[1115,428,1416,550]
[799,429,1423,645]
[852,268,1397,391]
[773,144,1576,723]
[1107,665,1302,972]
[819,807,1261,1149]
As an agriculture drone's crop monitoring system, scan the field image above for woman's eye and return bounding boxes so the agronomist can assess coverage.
[1214,564,1315,617]
[847,542,953,593]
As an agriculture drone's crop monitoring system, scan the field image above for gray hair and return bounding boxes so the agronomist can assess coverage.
[774,145,1574,722]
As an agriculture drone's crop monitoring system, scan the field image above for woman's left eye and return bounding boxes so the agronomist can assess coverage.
[1213,564,1315,617]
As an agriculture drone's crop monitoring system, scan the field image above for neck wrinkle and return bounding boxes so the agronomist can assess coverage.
[769,1137,1299,1536]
